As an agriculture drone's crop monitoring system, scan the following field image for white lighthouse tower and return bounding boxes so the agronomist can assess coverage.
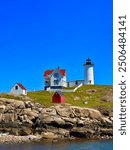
[84,58,94,85]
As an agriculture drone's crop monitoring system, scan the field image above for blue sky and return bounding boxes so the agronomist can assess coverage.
[0,0,113,92]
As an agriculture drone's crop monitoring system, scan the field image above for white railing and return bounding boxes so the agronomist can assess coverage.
[73,83,83,92]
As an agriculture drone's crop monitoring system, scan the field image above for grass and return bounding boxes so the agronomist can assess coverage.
[28,85,113,110]
[28,90,53,107]
[0,85,113,111]
[0,93,23,100]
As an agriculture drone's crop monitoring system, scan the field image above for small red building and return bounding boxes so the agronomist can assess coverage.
[52,91,65,103]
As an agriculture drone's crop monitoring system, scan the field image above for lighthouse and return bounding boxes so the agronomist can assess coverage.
[84,58,94,85]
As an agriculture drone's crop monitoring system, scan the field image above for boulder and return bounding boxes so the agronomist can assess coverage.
[62,117,77,124]
[10,100,25,109]
[41,132,58,139]
[41,108,57,116]
[101,117,112,127]
[0,105,6,113]
[54,105,72,117]
[77,119,84,127]
[70,128,87,138]
[37,116,54,125]
[70,127,95,138]
[58,128,70,137]
[100,128,113,136]
[1,113,15,122]
[52,117,65,126]
[89,109,102,120]
[25,101,34,108]
[71,107,90,118]
[18,127,32,136]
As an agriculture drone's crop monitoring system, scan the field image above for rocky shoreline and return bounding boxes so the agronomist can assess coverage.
[0,98,113,144]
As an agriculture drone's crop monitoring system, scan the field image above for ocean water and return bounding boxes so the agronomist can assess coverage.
[0,139,112,150]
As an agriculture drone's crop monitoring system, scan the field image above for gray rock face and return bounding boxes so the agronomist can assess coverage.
[0,98,113,140]
[0,105,6,113]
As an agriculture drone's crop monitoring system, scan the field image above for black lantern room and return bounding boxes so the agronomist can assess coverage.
[84,58,94,66]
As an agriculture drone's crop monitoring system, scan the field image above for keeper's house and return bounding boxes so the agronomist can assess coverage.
[44,67,67,90]
[10,83,27,95]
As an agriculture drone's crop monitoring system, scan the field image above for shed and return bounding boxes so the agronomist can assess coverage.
[52,91,65,103]
[10,83,27,95]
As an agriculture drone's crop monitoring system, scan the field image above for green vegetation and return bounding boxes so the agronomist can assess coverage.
[0,85,113,111]
[28,90,53,107]
[28,85,113,110]
[0,93,23,100]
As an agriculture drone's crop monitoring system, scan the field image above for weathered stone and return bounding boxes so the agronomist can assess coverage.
[72,108,81,117]
[5,99,15,104]
[36,107,43,113]
[80,109,90,118]
[62,117,77,124]
[41,132,58,139]
[36,116,54,125]
[89,109,102,120]
[18,128,32,136]
[101,117,112,127]
[0,114,2,122]
[21,108,31,114]
[63,122,74,128]
[70,127,95,138]
[41,108,57,116]
[77,119,84,126]
[10,128,19,135]
[100,128,113,136]
[13,100,25,109]
[54,105,72,117]
[25,101,34,108]
[4,105,14,113]
[110,117,113,121]
[53,117,65,126]
[70,128,87,138]
[58,128,69,137]
[0,105,6,113]
[23,115,33,125]
[0,99,113,140]
[45,126,59,133]
[2,113,15,122]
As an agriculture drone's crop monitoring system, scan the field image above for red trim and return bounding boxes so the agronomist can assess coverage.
[44,69,66,77]
[58,69,66,76]
[17,83,26,90]
[44,70,53,77]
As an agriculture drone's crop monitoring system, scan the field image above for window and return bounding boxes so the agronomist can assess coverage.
[54,73,59,78]
[45,80,50,86]
[15,86,18,90]
[54,80,59,85]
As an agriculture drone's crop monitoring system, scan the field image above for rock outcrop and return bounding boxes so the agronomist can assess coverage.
[0,98,113,140]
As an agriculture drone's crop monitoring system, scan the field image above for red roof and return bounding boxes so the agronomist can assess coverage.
[17,83,27,90]
[44,69,66,77]
[44,70,54,77]
[58,69,66,76]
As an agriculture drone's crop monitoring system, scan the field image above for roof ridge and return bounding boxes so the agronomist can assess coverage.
[16,83,26,90]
